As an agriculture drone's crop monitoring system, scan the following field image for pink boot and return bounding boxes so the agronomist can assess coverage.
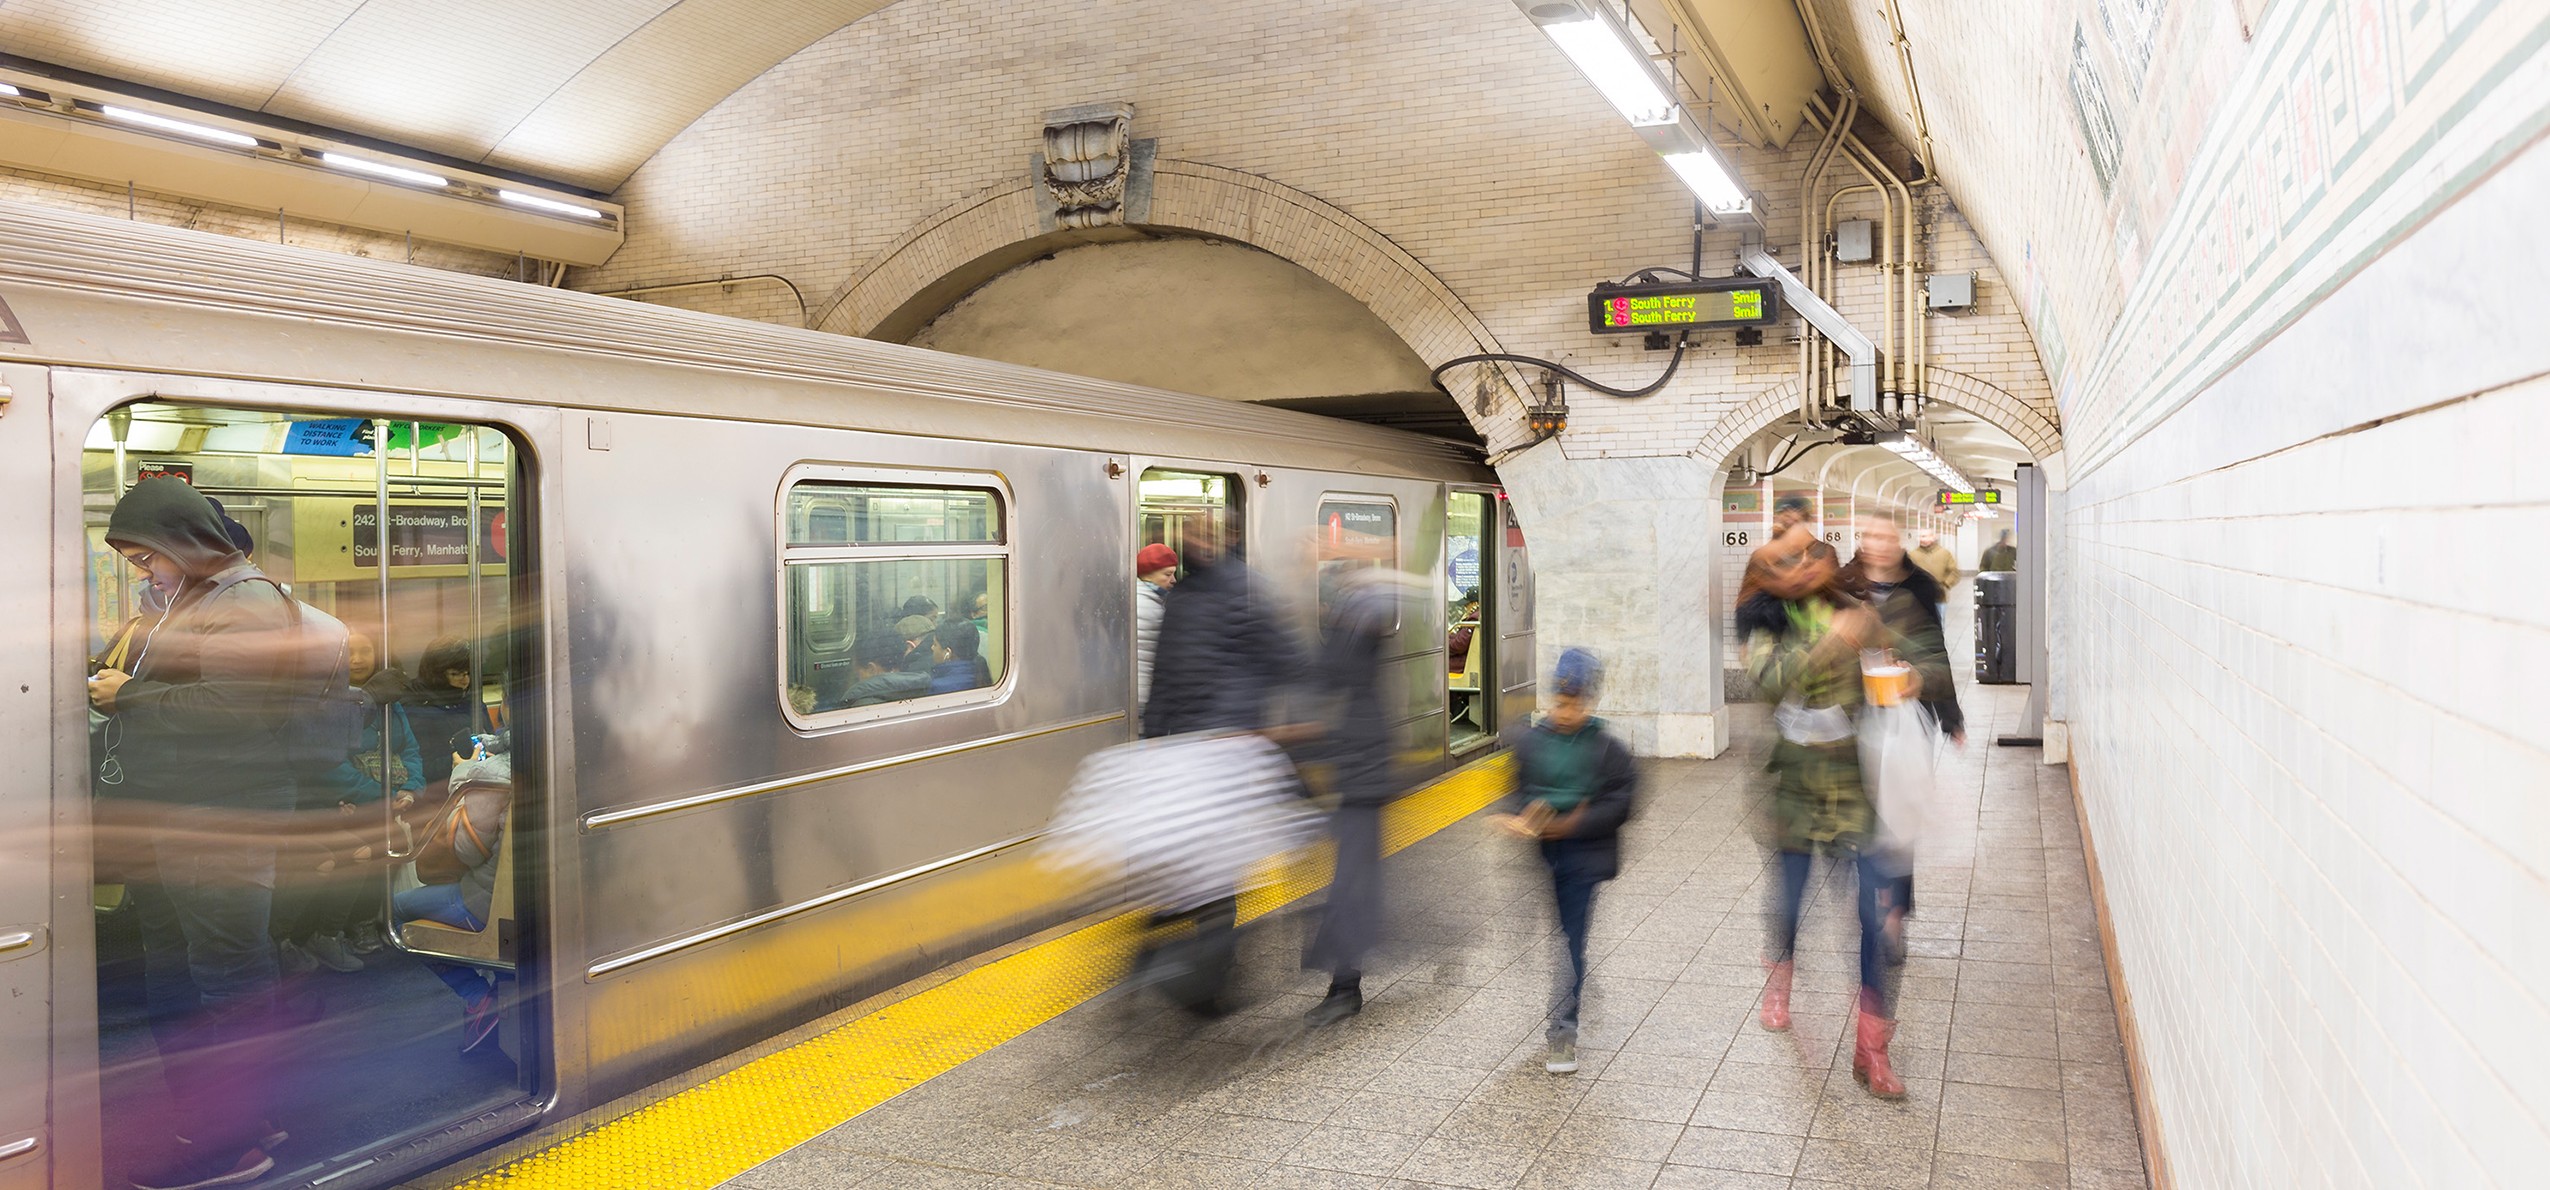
[1852,988,1905,1098]
[1758,959,1793,1032]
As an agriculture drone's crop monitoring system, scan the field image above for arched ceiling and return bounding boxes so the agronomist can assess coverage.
[0,0,897,191]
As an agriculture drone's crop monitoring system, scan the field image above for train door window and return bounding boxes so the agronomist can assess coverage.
[781,473,1011,725]
[1315,497,1399,627]
[82,403,537,1189]
[1446,490,1493,752]
[1137,468,1241,578]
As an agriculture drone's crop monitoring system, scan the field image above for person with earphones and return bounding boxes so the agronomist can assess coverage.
[89,476,302,1190]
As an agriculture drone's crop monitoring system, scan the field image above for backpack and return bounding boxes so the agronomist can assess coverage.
[202,570,366,784]
[415,771,512,886]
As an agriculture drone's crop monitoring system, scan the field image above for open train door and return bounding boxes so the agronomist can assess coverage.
[1493,491,1536,735]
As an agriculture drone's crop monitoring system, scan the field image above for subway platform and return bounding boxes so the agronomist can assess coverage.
[647,713,2141,1187]
[446,614,2149,1190]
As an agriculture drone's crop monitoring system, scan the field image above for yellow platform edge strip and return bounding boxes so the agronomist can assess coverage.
[460,754,1513,1189]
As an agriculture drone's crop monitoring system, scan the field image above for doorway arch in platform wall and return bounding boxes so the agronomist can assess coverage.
[812,159,1532,449]
[1690,368,2060,715]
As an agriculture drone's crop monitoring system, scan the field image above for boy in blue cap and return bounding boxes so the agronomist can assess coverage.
[1491,647,1639,1074]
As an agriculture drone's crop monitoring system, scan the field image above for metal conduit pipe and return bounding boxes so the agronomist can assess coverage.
[1796,92,1853,426]
[1812,107,1891,410]
[1808,94,1858,422]
[1808,95,1919,416]
[1844,130,1918,413]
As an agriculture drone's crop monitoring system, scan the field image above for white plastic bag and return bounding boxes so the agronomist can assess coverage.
[1858,702,1938,875]
[1043,731,1318,913]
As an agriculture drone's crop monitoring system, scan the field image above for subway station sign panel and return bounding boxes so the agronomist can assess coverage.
[1585,278,1780,334]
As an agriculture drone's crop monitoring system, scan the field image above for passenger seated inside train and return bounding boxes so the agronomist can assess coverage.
[927,616,992,695]
[836,631,930,709]
[896,614,938,673]
[393,730,515,1055]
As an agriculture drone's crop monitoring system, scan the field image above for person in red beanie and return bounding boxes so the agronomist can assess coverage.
[1135,542,1179,709]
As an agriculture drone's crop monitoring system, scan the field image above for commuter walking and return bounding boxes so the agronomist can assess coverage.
[1490,649,1637,1074]
[1743,532,1906,1098]
[1302,563,1403,1025]
[87,477,301,1188]
[1134,542,1178,711]
[1840,516,1965,963]
[1137,521,1302,1012]
[1980,528,2017,572]
[1908,529,1959,592]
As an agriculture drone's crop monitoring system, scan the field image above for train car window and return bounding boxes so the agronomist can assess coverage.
[1315,496,1399,629]
[1138,468,1240,577]
[782,475,1011,725]
[81,402,537,1188]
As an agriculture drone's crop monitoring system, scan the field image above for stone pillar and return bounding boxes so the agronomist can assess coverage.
[1497,442,1728,758]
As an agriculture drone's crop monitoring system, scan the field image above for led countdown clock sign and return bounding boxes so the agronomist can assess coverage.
[1940,489,2003,505]
[1586,278,1780,335]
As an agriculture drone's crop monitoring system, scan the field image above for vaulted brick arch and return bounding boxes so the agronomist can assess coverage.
[1687,368,2063,467]
[811,159,1532,450]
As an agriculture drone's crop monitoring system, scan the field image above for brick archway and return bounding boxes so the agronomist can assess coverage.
[1687,369,2063,467]
[812,159,1531,450]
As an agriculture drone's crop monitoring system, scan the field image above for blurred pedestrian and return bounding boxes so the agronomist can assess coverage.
[1980,528,2017,572]
[87,477,295,1188]
[1744,530,1905,1098]
[1137,520,1302,1012]
[1490,649,1637,1075]
[1840,515,1965,964]
[1302,558,1403,1025]
[1908,529,1959,601]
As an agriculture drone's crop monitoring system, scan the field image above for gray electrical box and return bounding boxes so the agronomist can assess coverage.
[1926,270,1975,310]
[1836,221,1876,265]
[1835,219,1874,263]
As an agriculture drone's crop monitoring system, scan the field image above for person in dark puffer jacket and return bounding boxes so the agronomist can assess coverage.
[1139,530,1303,739]
[88,476,299,1190]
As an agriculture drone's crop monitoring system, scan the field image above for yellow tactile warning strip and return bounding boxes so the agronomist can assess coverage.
[458,753,1513,1189]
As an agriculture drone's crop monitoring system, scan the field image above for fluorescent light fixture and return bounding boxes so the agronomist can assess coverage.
[1662,148,1751,213]
[102,104,259,149]
[0,84,18,98]
[1880,433,1974,493]
[320,151,447,188]
[497,189,606,220]
[1538,11,1678,127]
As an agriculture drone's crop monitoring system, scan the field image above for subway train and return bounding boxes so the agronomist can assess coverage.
[0,200,1537,1190]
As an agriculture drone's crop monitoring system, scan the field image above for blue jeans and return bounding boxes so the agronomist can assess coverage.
[129,809,281,1153]
[393,883,493,1004]
[1769,848,1890,1013]
[1547,862,1602,1035]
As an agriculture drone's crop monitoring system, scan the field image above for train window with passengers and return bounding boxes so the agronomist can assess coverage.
[782,471,1011,723]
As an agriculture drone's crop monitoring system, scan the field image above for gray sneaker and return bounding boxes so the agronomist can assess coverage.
[276,940,317,977]
[302,934,364,973]
[1544,1032,1579,1075]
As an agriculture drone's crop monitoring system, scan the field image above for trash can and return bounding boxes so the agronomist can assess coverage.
[1974,571,2018,684]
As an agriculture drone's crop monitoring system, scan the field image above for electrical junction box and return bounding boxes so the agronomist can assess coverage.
[1926,271,1976,310]
[1835,219,1874,263]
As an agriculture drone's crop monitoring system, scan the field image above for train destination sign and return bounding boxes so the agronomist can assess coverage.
[1940,489,2003,505]
[1586,278,1779,335]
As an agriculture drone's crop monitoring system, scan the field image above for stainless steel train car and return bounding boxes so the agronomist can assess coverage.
[0,200,1537,1190]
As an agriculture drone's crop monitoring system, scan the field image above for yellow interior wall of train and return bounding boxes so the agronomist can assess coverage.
[457,753,1513,1189]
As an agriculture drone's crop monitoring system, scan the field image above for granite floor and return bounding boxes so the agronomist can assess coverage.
[716,599,2149,1190]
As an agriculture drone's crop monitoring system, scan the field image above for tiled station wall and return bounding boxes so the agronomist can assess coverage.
[1813,0,2550,1182]
[2060,136,2550,1187]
